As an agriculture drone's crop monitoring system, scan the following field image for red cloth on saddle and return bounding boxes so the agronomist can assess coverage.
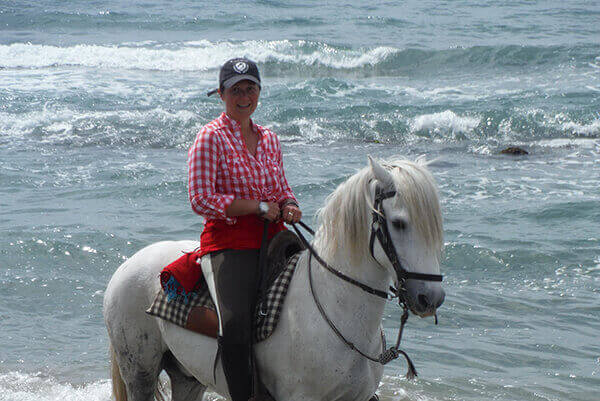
[160,251,204,294]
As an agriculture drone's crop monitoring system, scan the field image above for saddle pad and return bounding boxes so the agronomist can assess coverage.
[146,252,301,343]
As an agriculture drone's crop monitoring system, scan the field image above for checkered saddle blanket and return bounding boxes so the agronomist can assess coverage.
[146,252,302,343]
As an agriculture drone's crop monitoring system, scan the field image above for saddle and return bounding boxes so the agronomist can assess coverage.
[147,230,381,401]
[262,229,306,297]
[146,230,305,341]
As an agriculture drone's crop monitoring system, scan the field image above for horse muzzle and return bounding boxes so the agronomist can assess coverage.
[403,280,445,317]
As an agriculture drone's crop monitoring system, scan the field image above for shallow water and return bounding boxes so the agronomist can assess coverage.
[1,1,599,400]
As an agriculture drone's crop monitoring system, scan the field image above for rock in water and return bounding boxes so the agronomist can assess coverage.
[500,146,529,155]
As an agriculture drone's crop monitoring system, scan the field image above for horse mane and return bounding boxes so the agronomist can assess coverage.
[314,156,443,266]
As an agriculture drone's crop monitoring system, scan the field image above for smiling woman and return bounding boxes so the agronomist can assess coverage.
[186,57,303,401]
[220,81,261,150]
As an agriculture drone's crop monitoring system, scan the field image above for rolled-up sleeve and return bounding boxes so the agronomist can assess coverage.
[188,128,235,222]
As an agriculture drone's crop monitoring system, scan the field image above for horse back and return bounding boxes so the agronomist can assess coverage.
[103,240,199,337]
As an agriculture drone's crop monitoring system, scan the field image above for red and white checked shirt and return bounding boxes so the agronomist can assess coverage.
[188,113,296,254]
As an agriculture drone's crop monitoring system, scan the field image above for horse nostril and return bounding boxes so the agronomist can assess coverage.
[418,294,430,309]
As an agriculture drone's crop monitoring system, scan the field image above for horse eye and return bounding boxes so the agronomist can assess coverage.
[391,218,407,231]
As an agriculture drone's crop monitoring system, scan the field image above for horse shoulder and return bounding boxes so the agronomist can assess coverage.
[258,253,381,399]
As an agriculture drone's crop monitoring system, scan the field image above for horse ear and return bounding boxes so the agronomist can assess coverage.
[368,156,394,189]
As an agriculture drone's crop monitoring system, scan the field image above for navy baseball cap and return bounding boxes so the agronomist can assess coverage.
[207,58,261,96]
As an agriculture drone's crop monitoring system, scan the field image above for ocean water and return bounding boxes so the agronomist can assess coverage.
[1,0,599,400]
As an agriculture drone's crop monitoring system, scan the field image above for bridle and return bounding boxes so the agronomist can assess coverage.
[290,183,443,379]
[369,185,443,292]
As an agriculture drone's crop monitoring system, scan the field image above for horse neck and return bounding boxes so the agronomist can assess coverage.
[309,247,389,339]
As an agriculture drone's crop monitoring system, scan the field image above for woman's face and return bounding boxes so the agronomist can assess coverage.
[220,80,260,123]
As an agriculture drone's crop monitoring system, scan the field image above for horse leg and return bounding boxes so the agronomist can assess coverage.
[108,331,163,401]
[163,351,207,401]
[110,345,128,401]
[110,344,159,401]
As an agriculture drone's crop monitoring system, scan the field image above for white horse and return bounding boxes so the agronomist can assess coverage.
[103,157,445,401]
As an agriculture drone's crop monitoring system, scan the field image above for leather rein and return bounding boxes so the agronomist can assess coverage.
[290,185,443,379]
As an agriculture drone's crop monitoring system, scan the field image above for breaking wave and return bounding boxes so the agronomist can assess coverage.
[0,372,110,401]
[1,40,597,75]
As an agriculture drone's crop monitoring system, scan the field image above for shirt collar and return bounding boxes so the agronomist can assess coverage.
[220,112,259,136]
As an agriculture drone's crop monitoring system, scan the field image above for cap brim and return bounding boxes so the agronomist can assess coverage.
[222,75,261,89]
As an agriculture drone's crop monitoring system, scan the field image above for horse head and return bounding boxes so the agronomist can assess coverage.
[368,156,445,318]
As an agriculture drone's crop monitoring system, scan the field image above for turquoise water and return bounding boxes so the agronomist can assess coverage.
[1,1,599,400]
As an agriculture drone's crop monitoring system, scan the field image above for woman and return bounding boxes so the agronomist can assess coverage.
[187,57,301,401]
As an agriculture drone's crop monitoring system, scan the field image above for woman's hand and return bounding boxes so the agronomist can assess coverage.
[259,201,280,222]
[282,204,302,224]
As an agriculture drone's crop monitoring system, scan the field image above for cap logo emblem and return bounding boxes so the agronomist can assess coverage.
[233,61,249,74]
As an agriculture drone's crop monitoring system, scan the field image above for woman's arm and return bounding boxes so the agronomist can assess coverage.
[272,135,301,223]
[188,129,235,221]
[225,199,280,221]
[188,129,280,221]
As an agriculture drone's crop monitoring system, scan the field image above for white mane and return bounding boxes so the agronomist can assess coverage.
[314,157,443,265]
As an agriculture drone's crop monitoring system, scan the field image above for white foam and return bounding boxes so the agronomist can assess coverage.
[0,372,419,401]
[377,373,436,400]
[536,138,600,149]
[0,370,439,401]
[470,145,493,155]
[123,162,155,172]
[269,117,332,142]
[560,119,600,136]
[527,110,600,137]
[0,372,111,401]
[410,110,480,134]
[0,40,398,71]
[0,42,223,71]
[0,107,197,142]
[403,85,478,101]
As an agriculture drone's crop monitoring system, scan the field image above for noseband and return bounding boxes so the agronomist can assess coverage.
[369,185,443,295]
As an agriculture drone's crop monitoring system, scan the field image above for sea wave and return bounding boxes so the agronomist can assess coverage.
[560,119,600,136]
[0,371,424,401]
[0,40,596,74]
[0,372,110,401]
[410,110,481,136]
[0,107,200,148]
[2,105,599,150]
[0,40,394,72]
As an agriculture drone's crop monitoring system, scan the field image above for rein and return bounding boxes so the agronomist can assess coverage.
[307,250,417,378]
[291,221,417,378]
[292,221,390,300]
